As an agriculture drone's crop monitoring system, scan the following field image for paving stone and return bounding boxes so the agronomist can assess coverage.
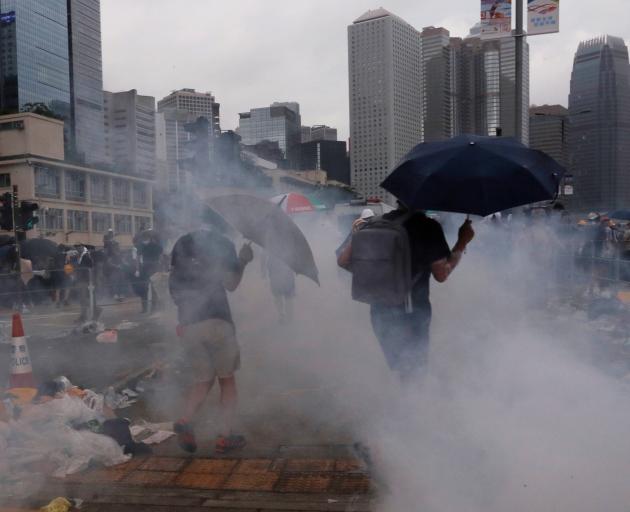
[122,470,177,487]
[87,494,204,507]
[185,459,239,474]
[233,459,273,474]
[284,459,335,473]
[328,474,371,495]
[201,500,350,511]
[275,474,332,494]
[333,459,365,472]
[216,491,359,503]
[270,459,286,472]
[81,505,255,512]
[175,473,228,490]
[138,457,189,472]
[223,472,280,492]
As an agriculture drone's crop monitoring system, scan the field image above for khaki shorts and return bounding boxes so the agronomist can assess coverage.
[180,318,240,383]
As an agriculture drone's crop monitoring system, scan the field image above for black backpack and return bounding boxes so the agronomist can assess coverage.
[350,214,414,307]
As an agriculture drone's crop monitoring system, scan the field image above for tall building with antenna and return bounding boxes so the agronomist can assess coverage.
[569,36,630,211]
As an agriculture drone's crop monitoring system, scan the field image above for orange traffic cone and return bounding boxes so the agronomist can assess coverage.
[8,313,36,389]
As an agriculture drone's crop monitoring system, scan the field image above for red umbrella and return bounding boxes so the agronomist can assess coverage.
[272,193,326,214]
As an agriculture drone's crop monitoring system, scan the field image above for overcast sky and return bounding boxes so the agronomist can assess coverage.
[102,1,629,141]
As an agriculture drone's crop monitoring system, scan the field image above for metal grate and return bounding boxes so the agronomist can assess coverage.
[184,459,239,474]
[223,472,280,491]
[175,472,228,490]
[275,474,332,493]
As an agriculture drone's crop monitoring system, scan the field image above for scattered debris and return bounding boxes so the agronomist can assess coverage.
[116,320,139,331]
[73,321,105,335]
[130,420,174,445]
[103,387,137,409]
[41,497,72,512]
[96,329,118,344]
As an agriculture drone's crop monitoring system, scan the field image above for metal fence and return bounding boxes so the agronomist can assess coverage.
[0,266,164,322]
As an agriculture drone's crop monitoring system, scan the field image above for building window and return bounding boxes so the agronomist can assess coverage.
[112,178,130,206]
[91,212,112,233]
[67,210,88,232]
[0,173,10,188]
[114,214,132,234]
[134,216,151,234]
[65,171,86,201]
[90,175,109,204]
[41,208,64,231]
[34,166,61,198]
[132,182,148,208]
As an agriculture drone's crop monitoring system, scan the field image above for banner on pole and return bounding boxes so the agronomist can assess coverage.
[527,0,559,35]
[480,0,512,40]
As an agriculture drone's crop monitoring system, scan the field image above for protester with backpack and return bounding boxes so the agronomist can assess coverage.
[338,204,474,380]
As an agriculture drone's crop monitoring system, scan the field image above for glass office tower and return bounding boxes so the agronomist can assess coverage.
[569,36,630,211]
[0,0,71,119]
[68,0,106,163]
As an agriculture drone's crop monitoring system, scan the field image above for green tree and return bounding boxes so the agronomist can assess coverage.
[20,102,61,119]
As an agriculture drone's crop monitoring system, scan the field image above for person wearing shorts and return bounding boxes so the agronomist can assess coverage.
[169,229,253,453]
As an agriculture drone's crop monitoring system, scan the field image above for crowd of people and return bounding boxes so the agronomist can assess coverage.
[4,200,630,457]
[0,227,167,320]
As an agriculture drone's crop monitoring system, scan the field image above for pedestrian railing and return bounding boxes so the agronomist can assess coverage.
[0,266,160,323]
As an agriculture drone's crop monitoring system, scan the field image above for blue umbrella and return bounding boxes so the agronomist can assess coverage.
[381,135,565,217]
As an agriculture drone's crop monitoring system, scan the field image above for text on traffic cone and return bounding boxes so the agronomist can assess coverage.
[9,313,35,388]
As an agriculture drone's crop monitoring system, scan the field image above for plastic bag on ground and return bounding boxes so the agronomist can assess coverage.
[8,394,130,478]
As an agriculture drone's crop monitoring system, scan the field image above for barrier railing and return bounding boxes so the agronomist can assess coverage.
[0,266,161,322]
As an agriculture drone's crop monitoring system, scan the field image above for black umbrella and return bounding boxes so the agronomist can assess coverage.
[0,234,14,248]
[609,210,630,221]
[381,135,565,217]
[208,194,319,284]
[19,238,58,267]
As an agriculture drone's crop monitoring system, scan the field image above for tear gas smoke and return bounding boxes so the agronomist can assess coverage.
[4,199,630,512]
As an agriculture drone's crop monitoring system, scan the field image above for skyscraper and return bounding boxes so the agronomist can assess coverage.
[157,89,220,136]
[301,125,338,143]
[421,26,452,142]
[238,103,301,165]
[104,89,156,179]
[0,0,106,163]
[529,105,568,167]
[569,36,630,211]
[67,0,106,164]
[450,26,529,144]
[157,89,221,191]
[0,1,71,119]
[348,8,422,202]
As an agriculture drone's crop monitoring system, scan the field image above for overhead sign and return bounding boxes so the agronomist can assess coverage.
[480,0,512,39]
[528,0,559,35]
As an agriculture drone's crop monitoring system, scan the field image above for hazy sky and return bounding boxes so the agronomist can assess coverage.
[102,1,629,141]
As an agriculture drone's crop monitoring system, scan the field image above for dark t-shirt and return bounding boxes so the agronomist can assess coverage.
[383,210,451,308]
[169,230,240,326]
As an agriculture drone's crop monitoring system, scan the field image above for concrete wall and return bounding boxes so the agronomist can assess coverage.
[0,113,65,160]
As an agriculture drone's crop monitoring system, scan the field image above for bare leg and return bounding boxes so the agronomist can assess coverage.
[181,380,214,421]
[218,376,237,435]
[174,379,214,453]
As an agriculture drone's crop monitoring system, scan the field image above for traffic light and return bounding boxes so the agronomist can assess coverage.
[19,200,39,230]
[0,192,13,231]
